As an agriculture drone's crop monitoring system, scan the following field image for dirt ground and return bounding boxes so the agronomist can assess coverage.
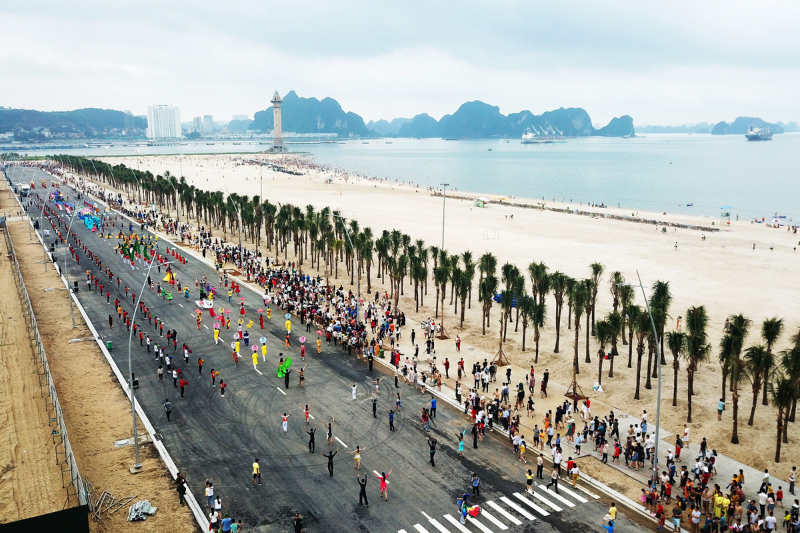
[1,183,197,531]
[0,222,67,523]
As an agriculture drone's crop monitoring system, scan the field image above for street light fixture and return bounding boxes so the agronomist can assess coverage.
[618,270,662,489]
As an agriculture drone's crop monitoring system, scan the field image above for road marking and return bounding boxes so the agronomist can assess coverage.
[499,496,535,521]
[477,510,507,530]
[412,525,430,533]
[525,489,560,512]
[486,502,522,525]
[424,518,451,533]
[514,492,551,515]
[276,387,286,395]
[421,511,432,520]
[204,325,209,330]
[441,514,470,533]
[399,530,408,533]
[253,367,262,375]
[334,437,348,448]
[178,303,183,307]
[556,484,588,503]
[536,485,574,507]
[308,413,315,420]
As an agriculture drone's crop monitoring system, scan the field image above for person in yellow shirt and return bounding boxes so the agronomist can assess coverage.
[713,492,724,518]
[608,503,617,521]
[317,336,322,354]
[235,340,240,357]
[261,344,267,361]
[267,308,271,319]
[251,459,261,486]
[252,351,259,369]
[214,328,220,345]
[285,319,291,334]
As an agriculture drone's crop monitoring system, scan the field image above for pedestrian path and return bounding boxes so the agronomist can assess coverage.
[398,480,593,533]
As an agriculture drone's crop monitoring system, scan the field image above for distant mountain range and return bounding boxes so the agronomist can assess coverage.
[638,118,798,135]
[0,107,145,140]
[366,118,411,136]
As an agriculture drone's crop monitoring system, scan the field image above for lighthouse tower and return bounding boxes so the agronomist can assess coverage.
[270,91,286,152]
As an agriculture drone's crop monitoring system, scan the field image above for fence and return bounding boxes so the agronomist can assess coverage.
[2,213,88,510]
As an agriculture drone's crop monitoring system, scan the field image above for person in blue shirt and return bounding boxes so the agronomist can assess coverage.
[220,513,233,532]
[430,396,437,418]
[472,474,481,497]
[602,519,614,533]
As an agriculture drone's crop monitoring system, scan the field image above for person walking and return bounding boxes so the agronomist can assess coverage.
[325,418,335,445]
[177,480,186,506]
[251,458,262,486]
[357,473,369,506]
[351,383,358,401]
[280,413,290,433]
[471,474,481,498]
[546,467,560,494]
[321,447,339,477]
[387,409,395,431]
[179,377,188,399]
[306,426,316,453]
[163,399,172,421]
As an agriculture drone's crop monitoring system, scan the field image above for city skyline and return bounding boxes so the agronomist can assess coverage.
[1,1,798,125]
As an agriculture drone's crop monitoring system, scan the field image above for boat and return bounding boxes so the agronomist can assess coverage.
[487,148,492,151]
[745,126,773,141]
[687,203,693,207]
[521,125,567,144]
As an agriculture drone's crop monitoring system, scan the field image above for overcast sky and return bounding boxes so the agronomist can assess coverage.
[1,1,798,126]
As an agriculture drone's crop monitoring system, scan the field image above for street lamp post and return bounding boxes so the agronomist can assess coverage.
[440,183,449,250]
[619,270,662,488]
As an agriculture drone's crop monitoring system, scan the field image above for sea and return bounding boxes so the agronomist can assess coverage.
[11,133,800,221]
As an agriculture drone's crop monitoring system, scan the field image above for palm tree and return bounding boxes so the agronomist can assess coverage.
[609,271,624,314]
[550,272,568,353]
[606,311,623,378]
[718,334,736,403]
[462,251,476,309]
[570,281,588,378]
[584,278,594,364]
[593,318,613,385]
[589,262,604,331]
[650,281,672,369]
[531,296,547,364]
[666,331,687,406]
[434,265,450,331]
[684,305,711,423]
[769,375,795,462]
[479,252,497,286]
[455,268,470,327]
[761,317,784,406]
[479,275,498,335]
[519,295,535,352]
[781,344,800,423]
[744,344,772,426]
[619,284,634,348]
[728,348,747,445]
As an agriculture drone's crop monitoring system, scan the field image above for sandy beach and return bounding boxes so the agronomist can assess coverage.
[97,152,800,473]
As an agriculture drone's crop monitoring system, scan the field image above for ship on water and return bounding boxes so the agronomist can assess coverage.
[521,125,567,144]
[745,126,773,141]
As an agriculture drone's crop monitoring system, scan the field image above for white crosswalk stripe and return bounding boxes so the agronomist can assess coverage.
[442,514,471,533]
[477,510,508,531]
[499,496,535,521]
[426,518,452,533]
[536,484,575,507]
[513,492,550,516]
[557,484,589,503]
[486,501,522,525]
[413,525,431,533]
[526,488,562,511]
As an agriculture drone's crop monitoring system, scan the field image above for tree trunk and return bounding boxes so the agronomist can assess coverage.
[748,387,759,426]
[731,392,740,444]
[721,372,727,403]
[775,413,784,463]
[762,370,770,406]
[554,306,562,353]
[534,328,541,364]
[627,330,634,368]
[608,348,615,378]
[672,360,679,407]
[435,288,440,319]
[635,346,643,400]
[460,297,466,327]
[645,344,653,390]
[521,323,527,351]
[482,307,487,335]
[598,350,604,386]
[574,325,580,376]
[687,370,694,423]
[790,398,797,423]
[584,313,591,364]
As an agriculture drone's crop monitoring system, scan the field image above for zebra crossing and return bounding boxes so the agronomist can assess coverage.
[398,481,599,533]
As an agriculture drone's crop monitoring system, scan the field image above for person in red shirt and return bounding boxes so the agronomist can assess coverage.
[220,380,227,397]
[179,378,188,399]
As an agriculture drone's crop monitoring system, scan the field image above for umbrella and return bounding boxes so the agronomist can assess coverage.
[284,313,291,319]
[214,323,220,329]
[234,332,240,340]
[299,336,306,343]
[252,345,258,352]
[260,336,267,344]
[258,308,264,313]
[265,296,271,303]
[230,342,236,349]
[316,330,323,335]
[219,307,224,315]
[241,297,245,302]
[224,309,231,314]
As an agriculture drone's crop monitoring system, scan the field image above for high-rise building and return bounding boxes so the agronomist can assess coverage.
[202,115,214,134]
[146,105,181,139]
[192,117,202,133]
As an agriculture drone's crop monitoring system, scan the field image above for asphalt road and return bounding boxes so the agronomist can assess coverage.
[6,165,648,533]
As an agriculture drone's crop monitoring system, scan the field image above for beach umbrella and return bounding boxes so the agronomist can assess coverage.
[284,313,291,319]
[299,336,306,343]
[260,336,267,344]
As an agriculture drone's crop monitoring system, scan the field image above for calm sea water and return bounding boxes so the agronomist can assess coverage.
[21,133,800,220]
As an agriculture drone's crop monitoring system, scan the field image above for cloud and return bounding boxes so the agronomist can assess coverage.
[1,1,798,125]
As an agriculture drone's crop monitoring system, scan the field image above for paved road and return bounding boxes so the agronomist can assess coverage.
[5,165,649,533]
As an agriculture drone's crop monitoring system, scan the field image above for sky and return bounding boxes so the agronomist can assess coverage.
[1,1,798,126]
